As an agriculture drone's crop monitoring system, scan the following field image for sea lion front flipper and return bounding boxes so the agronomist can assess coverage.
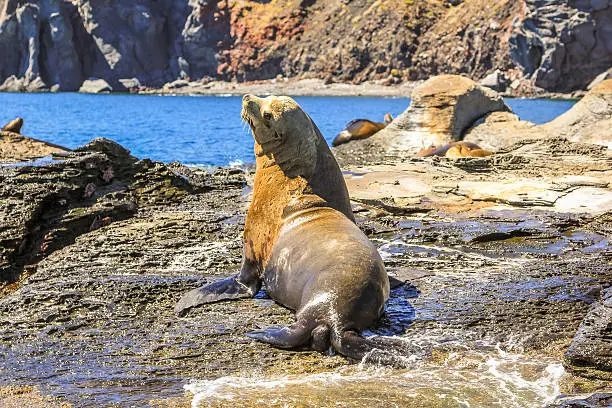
[246,322,312,349]
[175,277,253,317]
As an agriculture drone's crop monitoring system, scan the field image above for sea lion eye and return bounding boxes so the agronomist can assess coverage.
[263,111,273,120]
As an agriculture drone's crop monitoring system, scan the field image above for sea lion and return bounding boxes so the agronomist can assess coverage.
[418,141,492,158]
[246,194,390,357]
[175,95,400,364]
[1,117,24,134]
[331,113,393,147]
[175,94,353,315]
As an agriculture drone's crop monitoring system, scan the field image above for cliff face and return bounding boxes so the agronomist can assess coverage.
[0,0,611,92]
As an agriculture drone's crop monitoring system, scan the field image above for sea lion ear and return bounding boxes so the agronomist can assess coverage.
[263,111,273,120]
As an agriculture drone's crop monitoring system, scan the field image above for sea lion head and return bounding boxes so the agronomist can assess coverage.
[241,94,318,178]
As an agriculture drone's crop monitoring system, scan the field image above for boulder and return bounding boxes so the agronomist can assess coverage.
[467,79,612,151]
[542,79,612,148]
[380,75,510,147]
[479,70,509,92]
[0,75,26,92]
[564,287,612,380]
[164,79,189,90]
[118,78,141,91]
[463,112,538,151]
[79,78,113,94]
[546,393,612,408]
[334,75,511,163]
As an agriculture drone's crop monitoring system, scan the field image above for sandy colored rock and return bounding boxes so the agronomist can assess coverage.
[465,80,612,151]
[381,75,510,147]
[0,386,71,408]
[333,75,511,162]
[542,79,612,148]
[78,78,112,94]
[0,131,69,162]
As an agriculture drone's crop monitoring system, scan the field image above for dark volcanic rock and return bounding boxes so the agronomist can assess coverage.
[0,137,206,284]
[510,0,612,92]
[565,287,612,380]
[546,393,612,408]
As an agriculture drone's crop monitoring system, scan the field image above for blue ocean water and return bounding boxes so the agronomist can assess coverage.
[0,93,575,166]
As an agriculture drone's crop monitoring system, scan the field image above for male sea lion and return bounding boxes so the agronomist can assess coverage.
[175,95,399,364]
[1,117,24,134]
[331,113,393,147]
[418,141,492,158]
[175,94,353,315]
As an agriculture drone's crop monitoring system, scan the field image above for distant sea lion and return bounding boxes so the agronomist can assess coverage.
[176,95,400,364]
[1,117,24,134]
[331,113,393,147]
[418,141,492,158]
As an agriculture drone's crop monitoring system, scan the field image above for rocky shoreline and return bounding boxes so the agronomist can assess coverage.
[0,76,611,407]
[138,77,588,100]
[0,76,588,100]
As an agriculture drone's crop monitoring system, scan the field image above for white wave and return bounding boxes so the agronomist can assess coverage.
[185,344,566,408]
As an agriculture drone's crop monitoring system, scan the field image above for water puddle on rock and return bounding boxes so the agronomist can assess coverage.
[0,155,65,168]
[185,344,565,408]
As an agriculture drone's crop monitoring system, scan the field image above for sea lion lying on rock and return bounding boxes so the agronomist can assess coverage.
[1,117,23,134]
[331,113,393,146]
[176,95,400,365]
[418,141,492,158]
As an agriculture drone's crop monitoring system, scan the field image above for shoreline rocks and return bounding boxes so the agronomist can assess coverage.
[333,76,612,166]
[375,75,511,150]
[0,131,610,406]
[565,286,612,381]
[78,79,113,94]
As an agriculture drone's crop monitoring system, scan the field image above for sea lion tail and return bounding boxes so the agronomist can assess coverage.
[331,130,352,147]
[332,331,412,368]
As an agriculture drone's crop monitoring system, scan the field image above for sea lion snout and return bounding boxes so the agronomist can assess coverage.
[241,94,263,121]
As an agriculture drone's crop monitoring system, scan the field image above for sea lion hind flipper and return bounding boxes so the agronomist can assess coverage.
[174,277,253,317]
[332,331,411,368]
[246,322,311,349]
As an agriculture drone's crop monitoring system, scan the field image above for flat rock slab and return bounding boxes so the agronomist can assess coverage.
[344,138,612,215]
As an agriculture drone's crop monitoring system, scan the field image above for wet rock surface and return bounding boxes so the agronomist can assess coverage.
[565,286,612,380]
[0,134,610,406]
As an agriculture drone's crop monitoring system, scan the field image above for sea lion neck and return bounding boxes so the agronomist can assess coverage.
[253,136,316,179]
